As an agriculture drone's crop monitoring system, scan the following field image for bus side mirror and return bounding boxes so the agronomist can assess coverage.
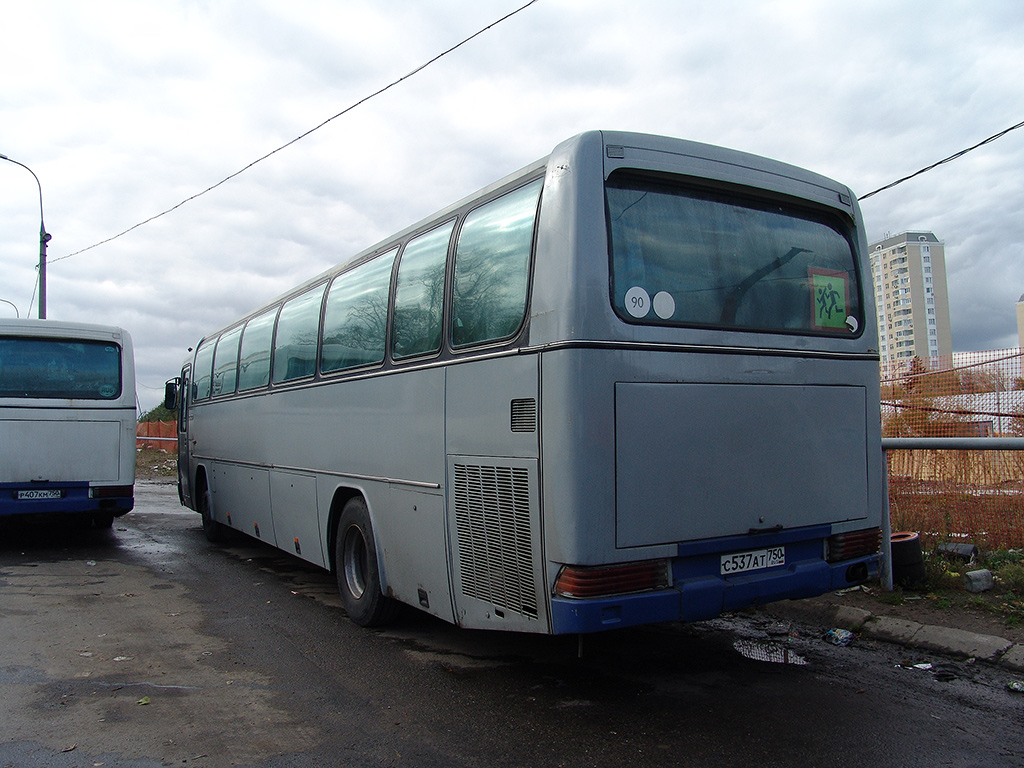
[164,379,179,410]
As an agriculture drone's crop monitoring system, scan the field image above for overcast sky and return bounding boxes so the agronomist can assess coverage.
[2,0,1022,412]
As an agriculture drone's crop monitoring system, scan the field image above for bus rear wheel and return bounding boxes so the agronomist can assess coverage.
[335,497,398,627]
[198,482,226,543]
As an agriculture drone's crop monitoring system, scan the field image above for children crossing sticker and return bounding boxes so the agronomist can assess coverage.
[809,268,850,330]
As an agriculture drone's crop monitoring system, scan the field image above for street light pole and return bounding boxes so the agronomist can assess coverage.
[0,153,51,319]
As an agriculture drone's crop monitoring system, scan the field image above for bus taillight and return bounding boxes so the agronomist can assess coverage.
[89,485,134,499]
[827,527,881,562]
[553,561,669,599]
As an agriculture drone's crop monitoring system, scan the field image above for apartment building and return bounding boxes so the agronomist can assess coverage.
[869,231,953,365]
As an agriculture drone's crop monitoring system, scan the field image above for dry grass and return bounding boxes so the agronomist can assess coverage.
[883,546,1024,629]
[135,446,178,480]
[890,481,1024,552]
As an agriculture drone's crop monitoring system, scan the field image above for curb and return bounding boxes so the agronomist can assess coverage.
[764,600,1024,672]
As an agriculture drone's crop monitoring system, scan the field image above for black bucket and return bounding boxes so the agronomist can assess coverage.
[891,531,926,588]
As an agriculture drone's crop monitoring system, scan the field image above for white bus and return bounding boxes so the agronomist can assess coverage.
[167,131,883,634]
[1,319,136,527]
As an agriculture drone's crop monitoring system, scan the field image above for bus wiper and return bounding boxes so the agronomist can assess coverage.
[719,247,810,324]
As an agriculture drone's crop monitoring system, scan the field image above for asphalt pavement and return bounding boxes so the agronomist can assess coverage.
[4,481,1022,768]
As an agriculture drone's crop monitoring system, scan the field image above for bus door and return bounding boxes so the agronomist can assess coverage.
[175,364,193,507]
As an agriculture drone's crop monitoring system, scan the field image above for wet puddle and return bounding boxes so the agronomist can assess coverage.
[733,639,808,665]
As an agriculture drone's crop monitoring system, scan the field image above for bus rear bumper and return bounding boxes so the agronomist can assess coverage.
[674,553,880,622]
[549,553,880,634]
[551,589,683,634]
[0,482,134,518]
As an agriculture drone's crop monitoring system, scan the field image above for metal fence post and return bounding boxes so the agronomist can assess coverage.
[881,446,893,591]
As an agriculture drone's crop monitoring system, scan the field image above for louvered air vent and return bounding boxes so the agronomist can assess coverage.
[453,463,538,619]
[510,398,537,432]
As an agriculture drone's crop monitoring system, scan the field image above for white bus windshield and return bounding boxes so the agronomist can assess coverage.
[0,337,122,399]
[607,173,862,336]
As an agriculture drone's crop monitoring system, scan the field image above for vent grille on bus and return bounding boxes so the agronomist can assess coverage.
[510,398,537,432]
[453,463,538,619]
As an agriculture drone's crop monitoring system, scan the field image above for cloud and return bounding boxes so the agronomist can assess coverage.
[2,0,1023,413]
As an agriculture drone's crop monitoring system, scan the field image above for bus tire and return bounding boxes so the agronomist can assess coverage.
[93,512,114,529]
[198,482,226,543]
[335,497,398,627]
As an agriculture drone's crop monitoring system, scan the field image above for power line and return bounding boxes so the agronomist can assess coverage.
[45,14,1020,263]
[858,118,1024,201]
[51,0,540,265]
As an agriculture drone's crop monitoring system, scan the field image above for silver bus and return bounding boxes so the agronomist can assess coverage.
[1,319,136,527]
[166,131,883,634]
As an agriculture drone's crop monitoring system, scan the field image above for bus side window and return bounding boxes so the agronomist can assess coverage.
[272,284,326,384]
[322,249,396,373]
[452,179,542,348]
[192,339,216,401]
[238,308,277,392]
[392,221,455,360]
[212,326,242,397]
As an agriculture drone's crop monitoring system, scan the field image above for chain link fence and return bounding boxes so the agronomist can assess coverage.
[881,348,1024,550]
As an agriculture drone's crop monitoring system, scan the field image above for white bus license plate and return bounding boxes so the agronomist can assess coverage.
[17,489,64,500]
[721,547,785,575]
